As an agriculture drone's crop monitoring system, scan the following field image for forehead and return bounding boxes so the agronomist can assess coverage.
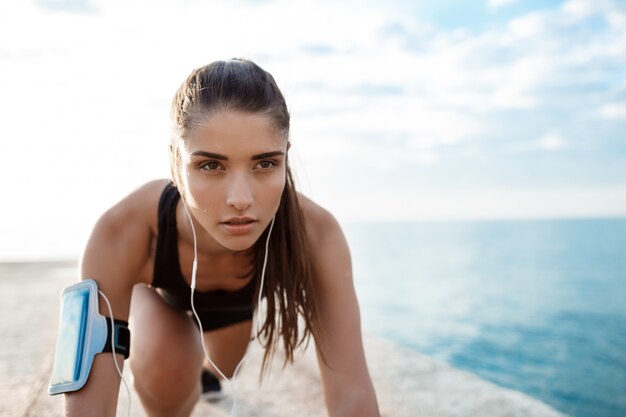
[183,111,286,154]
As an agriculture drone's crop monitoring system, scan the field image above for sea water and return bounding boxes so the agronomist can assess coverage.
[345,218,626,417]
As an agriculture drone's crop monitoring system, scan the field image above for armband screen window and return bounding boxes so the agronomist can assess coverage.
[50,286,90,387]
[49,279,110,395]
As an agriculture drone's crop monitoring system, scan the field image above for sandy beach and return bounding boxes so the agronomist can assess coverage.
[0,261,568,417]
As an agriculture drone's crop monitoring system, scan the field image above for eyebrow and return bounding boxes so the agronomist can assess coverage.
[190,150,285,160]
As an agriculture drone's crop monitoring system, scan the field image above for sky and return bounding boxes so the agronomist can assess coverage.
[0,0,625,260]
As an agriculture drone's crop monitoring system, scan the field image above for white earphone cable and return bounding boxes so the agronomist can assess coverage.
[182,196,274,417]
[98,290,131,417]
[92,194,273,417]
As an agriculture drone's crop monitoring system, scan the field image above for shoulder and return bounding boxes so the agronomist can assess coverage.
[298,193,345,251]
[95,179,169,236]
[298,193,351,279]
[84,179,168,266]
[81,179,170,286]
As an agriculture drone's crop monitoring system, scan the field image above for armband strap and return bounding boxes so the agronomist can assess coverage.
[102,318,131,359]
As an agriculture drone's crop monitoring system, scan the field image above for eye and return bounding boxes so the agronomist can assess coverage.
[200,161,224,171]
[255,160,277,170]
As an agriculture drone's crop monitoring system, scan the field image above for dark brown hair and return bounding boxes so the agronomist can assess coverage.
[170,58,317,374]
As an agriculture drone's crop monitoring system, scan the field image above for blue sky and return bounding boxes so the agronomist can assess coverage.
[0,0,625,259]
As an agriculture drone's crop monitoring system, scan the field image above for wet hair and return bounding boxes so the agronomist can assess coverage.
[170,58,317,375]
[171,58,289,142]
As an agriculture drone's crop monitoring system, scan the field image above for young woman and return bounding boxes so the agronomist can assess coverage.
[65,58,380,417]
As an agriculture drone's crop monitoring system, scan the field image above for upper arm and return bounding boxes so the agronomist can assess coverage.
[80,182,156,319]
[302,197,379,415]
[308,212,361,366]
[65,181,160,416]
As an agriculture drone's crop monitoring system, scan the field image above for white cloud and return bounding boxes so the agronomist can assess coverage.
[508,11,548,38]
[607,9,626,28]
[600,102,626,120]
[488,0,519,10]
[538,132,567,151]
[1,0,625,260]
[327,184,626,224]
[561,0,596,21]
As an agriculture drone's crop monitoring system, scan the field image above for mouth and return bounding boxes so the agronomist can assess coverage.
[220,217,258,235]
[221,218,257,225]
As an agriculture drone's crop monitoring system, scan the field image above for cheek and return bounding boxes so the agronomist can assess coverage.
[182,174,222,211]
[265,173,287,206]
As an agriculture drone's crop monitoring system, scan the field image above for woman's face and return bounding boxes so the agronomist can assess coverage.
[176,110,288,252]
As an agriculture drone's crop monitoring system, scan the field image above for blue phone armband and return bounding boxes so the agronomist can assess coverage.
[48,279,130,395]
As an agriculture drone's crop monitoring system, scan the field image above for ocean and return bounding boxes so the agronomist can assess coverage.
[344,218,626,417]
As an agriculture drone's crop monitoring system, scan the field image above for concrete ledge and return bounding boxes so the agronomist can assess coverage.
[1,262,567,417]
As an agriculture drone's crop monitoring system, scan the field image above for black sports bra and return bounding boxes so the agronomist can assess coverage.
[151,183,257,314]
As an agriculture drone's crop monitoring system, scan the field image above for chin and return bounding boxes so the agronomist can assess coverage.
[217,235,259,252]
[214,221,271,252]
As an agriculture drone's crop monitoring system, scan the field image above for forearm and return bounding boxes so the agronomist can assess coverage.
[65,354,123,417]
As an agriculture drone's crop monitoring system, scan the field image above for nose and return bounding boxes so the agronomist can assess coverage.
[226,174,253,211]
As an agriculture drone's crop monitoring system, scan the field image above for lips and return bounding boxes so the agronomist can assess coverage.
[220,217,257,235]
[221,217,256,225]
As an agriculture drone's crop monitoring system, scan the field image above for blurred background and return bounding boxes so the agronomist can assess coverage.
[0,1,624,416]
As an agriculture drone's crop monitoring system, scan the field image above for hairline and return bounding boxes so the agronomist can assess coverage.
[176,106,289,143]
